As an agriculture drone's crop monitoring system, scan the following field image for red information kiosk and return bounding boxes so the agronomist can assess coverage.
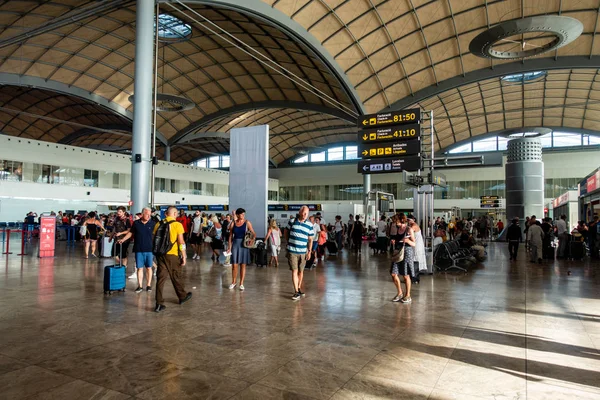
[39,216,56,258]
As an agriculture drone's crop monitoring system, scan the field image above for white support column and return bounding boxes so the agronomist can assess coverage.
[130,0,154,212]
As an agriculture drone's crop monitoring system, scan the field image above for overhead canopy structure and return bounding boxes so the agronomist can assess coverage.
[0,0,599,164]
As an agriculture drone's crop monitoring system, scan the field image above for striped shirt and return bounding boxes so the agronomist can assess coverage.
[287,218,314,254]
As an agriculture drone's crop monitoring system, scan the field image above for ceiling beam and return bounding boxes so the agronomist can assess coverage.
[0,1,134,50]
[169,101,356,145]
[0,73,168,145]
[159,0,365,115]
[386,56,600,112]
[58,124,133,145]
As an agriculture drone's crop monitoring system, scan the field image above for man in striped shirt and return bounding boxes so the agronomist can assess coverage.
[285,205,314,300]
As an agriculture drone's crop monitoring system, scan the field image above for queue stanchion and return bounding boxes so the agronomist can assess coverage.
[17,229,26,256]
[2,229,12,255]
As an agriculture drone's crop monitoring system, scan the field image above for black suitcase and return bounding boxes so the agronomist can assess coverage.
[543,245,554,259]
[569,241,585,260]
[253,243,269,267]
[326,240,338,255]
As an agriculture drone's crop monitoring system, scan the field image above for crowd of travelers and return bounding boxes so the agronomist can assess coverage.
[20,205,597,312]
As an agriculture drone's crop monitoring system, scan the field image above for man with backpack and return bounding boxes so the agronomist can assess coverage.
[153,206,192,312]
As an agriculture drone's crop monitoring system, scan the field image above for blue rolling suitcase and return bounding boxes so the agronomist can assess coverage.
[103,245,126,295]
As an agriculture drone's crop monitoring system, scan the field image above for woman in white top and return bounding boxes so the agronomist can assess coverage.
[264,219,281,267]
[408,218,429,277]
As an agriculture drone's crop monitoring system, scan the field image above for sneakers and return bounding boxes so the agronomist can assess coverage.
[179,292,193,305]
[154,304,166,313]
[128,272,137,279]
[298,290,305,297]
[392,295,402,302]
[146,286,152,292]
[239,285,245,291]
[400,297,412,304]
[228,283,237,290]
[135,287,143,293]
[292,292,301,301]
[192,254,198,260]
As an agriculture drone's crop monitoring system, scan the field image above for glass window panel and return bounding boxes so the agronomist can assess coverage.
[449,143,472,154]
[221,156,230,168]
[588,135,600,145]
[472,138,498,152]
[498,137,509,151]
[197,159,207,168]
[208,156,220,168]
[553,132,581,147]
[327,147,344,161]
[540,133,552,148]
[294,155,308,163]
[345,146,358,160]
[310,151,325,162]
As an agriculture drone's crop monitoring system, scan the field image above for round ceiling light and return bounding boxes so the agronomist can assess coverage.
[128,93,195,112]
[469,16,583,59]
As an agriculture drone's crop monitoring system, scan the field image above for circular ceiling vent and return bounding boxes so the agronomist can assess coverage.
[469,16,583,59]
[129,93,195,112]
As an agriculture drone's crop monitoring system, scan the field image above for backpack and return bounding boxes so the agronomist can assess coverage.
[153,220,176,256]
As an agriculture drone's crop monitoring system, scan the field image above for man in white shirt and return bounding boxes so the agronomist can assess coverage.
[191,211,203,260]
[375,215,388,253]
[556,215,568,258]
[316,212,326,226]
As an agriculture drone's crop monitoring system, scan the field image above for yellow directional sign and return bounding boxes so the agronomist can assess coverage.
[359,140,420,159]
[359,123,420,143]
[357,108,420,128]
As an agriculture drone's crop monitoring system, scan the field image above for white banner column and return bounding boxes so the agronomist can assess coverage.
[229,125,269,238]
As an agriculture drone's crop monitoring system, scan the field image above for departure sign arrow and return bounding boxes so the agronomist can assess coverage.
[362,150,368,156]
[357,108,420,128]
[358,123,420,144]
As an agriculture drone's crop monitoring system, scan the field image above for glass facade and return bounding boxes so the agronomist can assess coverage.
[280,178,579,202]
[448,131,599,154]
[190,155,230,169]
[0,158,230,197]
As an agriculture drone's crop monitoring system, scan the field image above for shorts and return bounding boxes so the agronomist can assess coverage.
[287,253,307,271]
[190,233,201,245]
[112,240,130,259]
[312,241,318,251]
[135,252,154,268]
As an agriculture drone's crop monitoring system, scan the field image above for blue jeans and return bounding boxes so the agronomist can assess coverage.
[336,231,343,250]
[135,252,154,269]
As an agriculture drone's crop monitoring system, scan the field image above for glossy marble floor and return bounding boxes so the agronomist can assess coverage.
[0,241,599,400]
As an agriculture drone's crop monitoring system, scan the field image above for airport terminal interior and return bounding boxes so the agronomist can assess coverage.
[0,1,600,399]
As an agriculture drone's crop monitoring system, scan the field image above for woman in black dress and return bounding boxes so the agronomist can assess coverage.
[83,212,103,258]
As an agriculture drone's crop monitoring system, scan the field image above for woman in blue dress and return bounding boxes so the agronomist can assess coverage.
[228,208,255,291]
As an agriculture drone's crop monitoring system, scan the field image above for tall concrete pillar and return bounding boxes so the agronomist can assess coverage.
[505,138,544,234]
[129,0,154,210]
[164,145,171,162]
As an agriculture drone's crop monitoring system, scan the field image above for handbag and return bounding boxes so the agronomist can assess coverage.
[79,225,87,236]
[391,245,405,263]
[243,229,256,248]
